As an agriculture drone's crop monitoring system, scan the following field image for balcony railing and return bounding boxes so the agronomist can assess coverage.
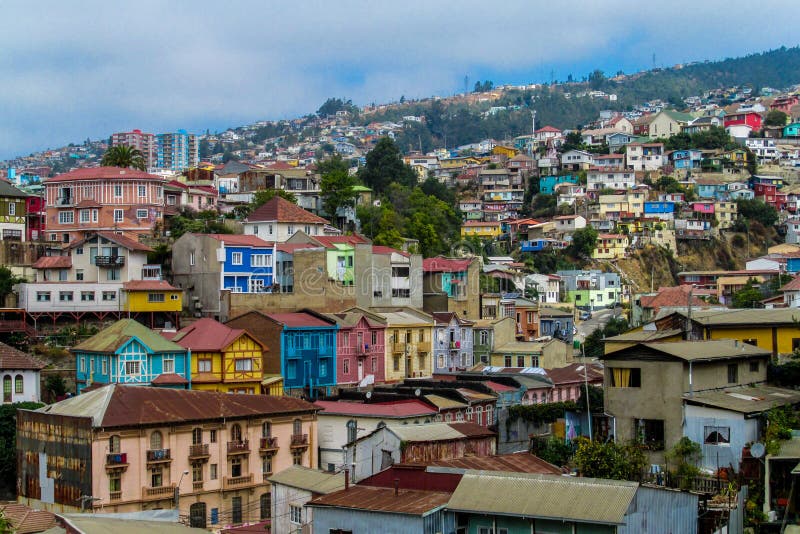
[146,448,171,463]
[192,481,203,491]
[290,434,308,448]
[109,491,121,501]
[392,341,406,354]
[259,437,279,452]
[142,485,175,501]
[188,443,210,459]
[417,341,431,353]
[105,453,128,468]
[223,474,254,489]
[95,255,125,267]
[227,440,250,455]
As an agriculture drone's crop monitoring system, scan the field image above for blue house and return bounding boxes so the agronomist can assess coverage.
[539,174,579,195]
[72,319,190,393]
[228,310,338,397]
[787,257,800,274]
[538,307,575,344]
[644,201,675,219]
[694,180,729,200]
[784,122,800,138]
[670,149,702,170]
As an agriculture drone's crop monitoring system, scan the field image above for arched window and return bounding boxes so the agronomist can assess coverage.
[192,428,203,445]
[150,430,163,450]
[292,419,302,436]
[231,423,242,442]
[456,411,464,422]
[2,375,11,402]
[466,407,473,421]
[109,435,121,453]
[262,422,272,438]
[485,406,493,426]
[14,375,23,395]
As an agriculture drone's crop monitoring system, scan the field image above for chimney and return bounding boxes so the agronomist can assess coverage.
[394,478,400,496]
[344,468,349,491]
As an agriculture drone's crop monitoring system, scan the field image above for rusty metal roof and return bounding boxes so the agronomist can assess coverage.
[308,485,450,516]
[268,466,346,494]
[37,384,317,428]
[424,452,562,475]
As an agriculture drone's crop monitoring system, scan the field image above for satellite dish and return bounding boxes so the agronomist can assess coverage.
[414,388,421,397]
[751,442,766,459]
[365,391,372,400]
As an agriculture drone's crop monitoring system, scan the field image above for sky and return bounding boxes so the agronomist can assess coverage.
[2,0,800,160]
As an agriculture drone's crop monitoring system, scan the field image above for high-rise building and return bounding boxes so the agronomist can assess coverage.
[156,130,199,171]
[110,129,156,169]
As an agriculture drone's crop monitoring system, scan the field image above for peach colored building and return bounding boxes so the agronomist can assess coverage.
[17,385,318,529]
[44,166,165,244]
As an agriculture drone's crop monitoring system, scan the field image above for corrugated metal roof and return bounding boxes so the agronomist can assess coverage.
[641,339,770,361]
[605,329,683,343]
[315,399,437,418]
[685,385,800,414]
[424,451,562,475]
[72,319,185,354]
[682,308,800,326]
[308,485,450,515]
[267,466,346,494]
[447,471,637,525]
[423,394,467,409]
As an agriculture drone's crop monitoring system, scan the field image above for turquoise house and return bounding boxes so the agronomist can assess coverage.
[539,174,579,195]
[784,122,800,138]
[72,319,190,393]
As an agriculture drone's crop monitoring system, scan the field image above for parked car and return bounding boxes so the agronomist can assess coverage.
[579,311,592,321]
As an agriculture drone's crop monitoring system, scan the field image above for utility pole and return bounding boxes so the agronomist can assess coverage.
[529,110,536,158]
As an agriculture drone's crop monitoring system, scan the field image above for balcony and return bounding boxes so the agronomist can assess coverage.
[56,196,74,207]
[105,453,128,470]
[227,440,250,455]
[142,485,175,501]
[259,437,279,454]
[290,434,309,449]
[109,491,121,501]
[192,481,203,491]
[223,474,254,490]
[95,255,125,267]
[449,341,461,350]
[188,443,210,460]
[146,448,171,464]
[417,341,431,353]
[392,341,406,354]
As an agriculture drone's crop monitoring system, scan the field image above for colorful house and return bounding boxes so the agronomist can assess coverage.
[122,280,183,329]
[669,149,703,170]
[460,221,502,239]
[1,342,45,403]
[539,174,579,195]
[0,180,27,241]
[323,308,387,387]
[422,256,481,319]
[286,233,370,286]
[783,122,800,138]
[431,312,475,373]
[373,308,435,381]
[226,310,338,397]
[72,319,190,393]
[168,318,268,394]
[592,233,629,260]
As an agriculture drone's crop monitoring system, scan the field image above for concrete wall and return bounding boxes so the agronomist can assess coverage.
[311,507,424,534]
[171,234,224,319]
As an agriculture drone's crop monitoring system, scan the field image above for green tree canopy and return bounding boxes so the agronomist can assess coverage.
[736,198,778,227]
[101,145,146,170]
[358,137,418,194]
[0,266,25,302]
[732,278,764,309]
[251,189,298,208]
[764,109,788,127]
[573,437,647,481]
[318,155,359,227]
[568,226,598,259]
[317,97,358,117]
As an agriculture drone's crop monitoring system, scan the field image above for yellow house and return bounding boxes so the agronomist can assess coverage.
[715,201,738,229]
[492,145,518,158]
[461,221,502,239]
[592,233,629,260]
[122,280,183,329]
[168,317,269,394]
[683,308,800,356]
[374,308,434,382]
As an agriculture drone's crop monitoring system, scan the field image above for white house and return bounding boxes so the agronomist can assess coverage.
[586,168,636,194]
[553,215,587,233]
[243,195,335,242]
[626,143,664,171]
[525,274,561,304]
[560,149,593,171]
[268,466,346,534]
[1,342,45,403]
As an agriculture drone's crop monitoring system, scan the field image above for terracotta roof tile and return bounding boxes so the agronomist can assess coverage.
[0,503,56,534]
[0,342,46,370]
[423,257,472,273]
[150,373,189,385]
[45,166,163,183]
[245,196,329,225]
[68,231,153,252]
[639,285,707,312]
[32,256,72,269]
[203,233,274,247]
[171,318,265,351]
[372,245,410,257]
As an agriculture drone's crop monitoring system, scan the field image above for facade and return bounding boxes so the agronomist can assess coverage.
[110,129,156,169]
[72,319,190,393]
[43,167,165,244]
[558,269,622,310]
[0,180,28,241]
[168,318,267,394]
[155,130,199,171]
[324,308,387,387]
[472,317,516,365]
[267,466,345,534]
[586,168,636,194]
[242,196,330,242]
[431,312,475,374]
[539,174,579,195]
[25,193,46,242]
[626,143,664,171]
[538,307,574,345]
[460,221,502,239]
[1,342,44,403]
[371,308,435,381]
[16,385,317,529]
[422,256,481,320]
[490,339,569,369]
[354,244,424,309]
[593,233,629,260]
[524,273,561,304]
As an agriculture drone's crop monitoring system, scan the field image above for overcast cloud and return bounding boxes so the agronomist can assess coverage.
[1,0,799,159]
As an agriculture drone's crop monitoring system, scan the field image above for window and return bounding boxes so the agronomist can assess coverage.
[517,355,525,367]
[59,291,73,302]
[234,359,253,372]
[151,467,163,488]
[137,209,148,219]
[704,426,731,445]
[480,330,489,345]
[288,360,297,379]
[108,434,121,453]
[728,363,738,383]
[14,375,23,394]
[150,431,163,450]
[231,252,243,265]
[114,184,122,197]
[342,359,350,375]
[209,463,217,480]
[346,419,357,444]
[125,361,140,375]
[249,279,265,293]
[163,358,174,373]
[230,457,242,478]
[750,361,760,373]
[231,496,242,525]
[609,367,641,387]
[393,357,400,372]
[58,269,67,281]
[58,211,74,224]
[231,423,242,442]
[138,185,146,197]
[148,293,165,303]
[210,429,217,443]
[76,269,84,281]
[80,209,90,223]
[635,419,665,450]
[289,505,302,524]
[198,359,211,373]
[80,291,94,302]
[192,463,202,483]
[101,359,108,375]
[260,493,271,521]
[113,209,123,223]
[262,456,273,476]
[372,331,378,345]
[190,251,195,266]
[36,291,50,302]
[102,291,116,301]
[251,254,272,267]
[92,209,98,222]
[109,472,121,493]
[287,225,294,235]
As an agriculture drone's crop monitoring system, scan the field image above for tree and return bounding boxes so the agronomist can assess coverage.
[736,198,778,227]
[0,402,44,498]
[588,69,607,90]
[573,437,647,481]
[101,145,146,170]
[732,278,764,309]
[251,189,297,208]
[764,109,788,127]
[318,155,359,227]
[0,266,24,303]
[44,374,67,401]
[317,97,358,117]
[561,131,584,152]
[568,226,598,258]
[583,317,629,358]
[358,137,418,194]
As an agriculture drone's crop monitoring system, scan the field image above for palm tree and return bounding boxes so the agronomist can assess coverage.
[101,145,146,170]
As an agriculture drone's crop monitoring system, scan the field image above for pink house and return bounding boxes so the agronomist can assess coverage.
[691,202,715,215]
[325,308,387,386]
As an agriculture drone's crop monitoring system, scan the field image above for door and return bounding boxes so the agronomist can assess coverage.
[357,359,363,381]
[189,502,206,528]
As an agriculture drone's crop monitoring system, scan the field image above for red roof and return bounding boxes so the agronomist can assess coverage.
[265,161,296,171]
[123,280,179,291]
[45,166,163,183]
[0,503,56,534]
[781,276,800,292]
[372,245,410,257]
[32,256,72,269]
[68,231,153,252]
[535,125,561,133]
[203,233,274,247]
[0,342,45,370]
[544,363,604,385]
[313,234,370,247]
[598,233,626,239]
[314,399,437,418]
[265,312,335,328]
[276,243,318,253]
[639,285,707,312]
[245,196,329,225]
[309,485,450,515]
[150,373,189,385]
[170,318,263,351]
[484,380,517,393]
[423,257,472,273]
[425,452,562,474]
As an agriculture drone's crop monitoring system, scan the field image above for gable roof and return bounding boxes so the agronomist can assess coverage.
[36,384,317,428]
[202,233,274,247]
[684,384,800,415]
[639,285,707,312]
[265,311,336,328]
[0,180,28,198]
[245,196,329,225]
[308,485,450,516]
[32,255,72,269]
[322,309,387,329]
[447,471,637,525]
[314,399,436,418]
[422,257,473,273]
[0,342,45,370]
[680,308,800,327]
[123,280,180,291]
[71,319,186,354]
[169,318,265,351]
[68,231,153,252]
[424,451,561,475]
